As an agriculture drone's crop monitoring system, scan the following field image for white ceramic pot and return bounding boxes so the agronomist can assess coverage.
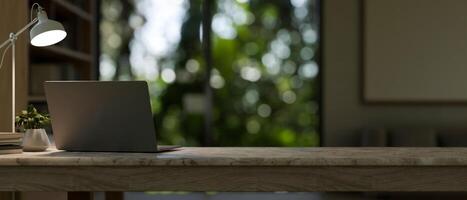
[22,129,50,152]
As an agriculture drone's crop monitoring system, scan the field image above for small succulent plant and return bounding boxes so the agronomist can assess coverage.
[15,105,50,130]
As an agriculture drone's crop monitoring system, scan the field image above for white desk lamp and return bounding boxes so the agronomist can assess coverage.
[0,3,66,133]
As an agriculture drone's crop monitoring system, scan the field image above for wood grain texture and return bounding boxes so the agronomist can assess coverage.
[1,166,467,192]
[0,0,28,132]
[2,147,467,166]
[0,148,467,191]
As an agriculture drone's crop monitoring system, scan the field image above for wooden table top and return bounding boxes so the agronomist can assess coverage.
[2,147,467,192]
[1,147,467,167]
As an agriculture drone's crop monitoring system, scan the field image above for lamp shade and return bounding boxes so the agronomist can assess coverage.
[30,11,66,47]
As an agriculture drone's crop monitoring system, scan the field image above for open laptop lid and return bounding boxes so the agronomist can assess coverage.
[45,81,158,152]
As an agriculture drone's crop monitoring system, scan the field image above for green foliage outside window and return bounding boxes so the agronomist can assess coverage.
[100,0,319,147]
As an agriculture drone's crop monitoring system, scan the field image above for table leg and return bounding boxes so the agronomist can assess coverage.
[105,192,123,200]
[0,192,13,200]
[68,192,93,200]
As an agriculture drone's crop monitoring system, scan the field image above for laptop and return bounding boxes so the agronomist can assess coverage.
[44,81,180,152]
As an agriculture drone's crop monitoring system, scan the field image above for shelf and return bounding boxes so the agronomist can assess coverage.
[51,0,92,21]
[27,0,97,107]
[31,46,92,63]
[28,95,46,102]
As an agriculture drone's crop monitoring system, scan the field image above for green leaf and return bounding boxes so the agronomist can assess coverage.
[15,105,50,129]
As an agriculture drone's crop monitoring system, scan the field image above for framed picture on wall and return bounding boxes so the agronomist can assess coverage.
[362,0,467,103]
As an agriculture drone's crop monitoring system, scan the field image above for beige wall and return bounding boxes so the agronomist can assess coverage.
[323,0,467,146]
[0,0,28,132]
[364,0,467,102]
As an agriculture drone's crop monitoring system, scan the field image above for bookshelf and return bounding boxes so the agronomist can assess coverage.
[0,1,100,199]
[28,0,99,110]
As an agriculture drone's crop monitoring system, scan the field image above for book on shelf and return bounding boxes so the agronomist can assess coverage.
[29,63,80,96]
[29,64,63,95]
[0,139,22,146]
[0,145,23,155]
[0,132,22,140]
[0,133,23,154]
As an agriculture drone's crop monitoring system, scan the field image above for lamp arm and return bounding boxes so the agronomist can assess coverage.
[0,37,11,50]
[0,17,38,49]
[16,17,39,38]
[0,17,38,132]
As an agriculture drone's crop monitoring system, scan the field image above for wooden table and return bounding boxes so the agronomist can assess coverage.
[1,147,467,192]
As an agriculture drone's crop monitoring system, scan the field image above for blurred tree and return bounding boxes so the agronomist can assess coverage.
[100,0,320,147]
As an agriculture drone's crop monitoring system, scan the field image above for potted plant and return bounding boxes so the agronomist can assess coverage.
[15,105,51,152]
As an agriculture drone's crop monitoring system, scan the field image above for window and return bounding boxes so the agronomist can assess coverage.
[100,0,320,147]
